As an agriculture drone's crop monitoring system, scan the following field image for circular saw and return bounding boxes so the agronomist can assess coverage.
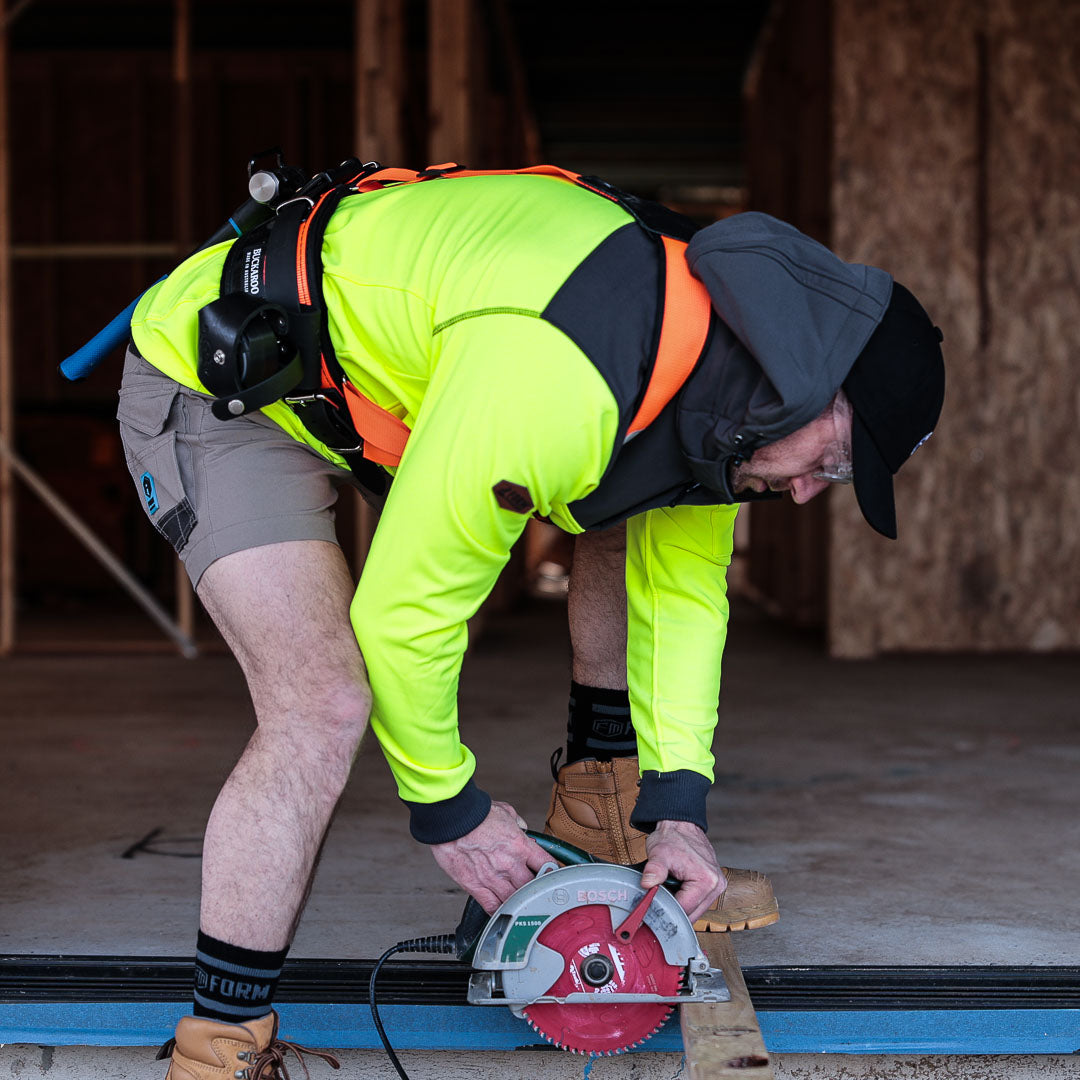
[464,858,730,1055]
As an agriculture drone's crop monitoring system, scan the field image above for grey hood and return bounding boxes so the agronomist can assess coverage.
[677,212,894,497]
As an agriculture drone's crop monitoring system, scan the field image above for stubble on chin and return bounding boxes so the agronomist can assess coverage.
[729,461,760,495]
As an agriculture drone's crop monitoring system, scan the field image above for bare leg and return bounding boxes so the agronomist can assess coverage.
[196,540,371,951]
[568,524,627,690]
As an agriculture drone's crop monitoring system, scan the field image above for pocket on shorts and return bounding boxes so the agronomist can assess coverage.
[116,357,179,437]
[118,362,198,554]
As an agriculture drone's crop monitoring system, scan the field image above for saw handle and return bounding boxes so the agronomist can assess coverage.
[453,897,489,962]
[524,830,682,893]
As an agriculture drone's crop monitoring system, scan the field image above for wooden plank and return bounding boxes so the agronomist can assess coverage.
[681,932,773,1080]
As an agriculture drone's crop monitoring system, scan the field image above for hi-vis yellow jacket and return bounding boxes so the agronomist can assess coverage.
[131,173,737,843]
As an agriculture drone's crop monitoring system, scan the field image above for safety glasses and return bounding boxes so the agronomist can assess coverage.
[812,391,854,484]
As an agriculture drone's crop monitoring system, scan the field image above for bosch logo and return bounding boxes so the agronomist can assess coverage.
[577,888,629,904]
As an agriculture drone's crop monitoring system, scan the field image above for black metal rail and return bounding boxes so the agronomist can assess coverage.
[2,956,1078,1010]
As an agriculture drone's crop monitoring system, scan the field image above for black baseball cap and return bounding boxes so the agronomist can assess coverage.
[842,282,945,539]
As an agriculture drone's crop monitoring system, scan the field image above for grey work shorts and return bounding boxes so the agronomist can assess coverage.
[116,348,356,587]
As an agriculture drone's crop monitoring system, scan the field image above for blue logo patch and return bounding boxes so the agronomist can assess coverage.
[140,472,159,515]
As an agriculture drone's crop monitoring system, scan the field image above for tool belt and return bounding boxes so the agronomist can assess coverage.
[196,160,713,505]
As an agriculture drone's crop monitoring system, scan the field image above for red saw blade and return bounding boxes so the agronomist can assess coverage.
[522,903,682,1055]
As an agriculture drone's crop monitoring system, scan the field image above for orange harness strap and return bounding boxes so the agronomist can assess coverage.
[313,355,411,467]
[308,164,711,468]
[341,381,412,466]
[625,236,713,435]
[352,163,622,204]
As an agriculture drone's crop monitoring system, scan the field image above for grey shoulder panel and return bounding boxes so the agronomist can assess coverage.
[542,223,661,432]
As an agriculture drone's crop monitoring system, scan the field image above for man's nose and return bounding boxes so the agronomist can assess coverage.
[789,474,832,504]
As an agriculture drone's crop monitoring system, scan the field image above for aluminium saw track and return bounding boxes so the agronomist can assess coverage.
[3,955,1080,1055]
[6,955,1080,1007]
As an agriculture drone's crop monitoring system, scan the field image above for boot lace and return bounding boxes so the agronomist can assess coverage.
[549,746,564,780]
[235,1037,341,1079]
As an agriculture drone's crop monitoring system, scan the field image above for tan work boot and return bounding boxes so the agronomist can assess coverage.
[693,867,779,932]
[545,754,778,932]
[545,754,649,864]
[157,1010,340,1079]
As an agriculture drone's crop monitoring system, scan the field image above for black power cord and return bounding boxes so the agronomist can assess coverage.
[369,935,456,1080]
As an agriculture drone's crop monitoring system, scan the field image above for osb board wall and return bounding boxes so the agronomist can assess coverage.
[829,0,1080,656]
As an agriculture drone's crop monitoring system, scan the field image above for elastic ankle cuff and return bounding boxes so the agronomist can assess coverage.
[630,770,710,833]
[569,680,630,708]
[404,779,492,844]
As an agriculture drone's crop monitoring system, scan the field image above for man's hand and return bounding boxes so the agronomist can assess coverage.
[430,801,550,914]
[639,820,726,922]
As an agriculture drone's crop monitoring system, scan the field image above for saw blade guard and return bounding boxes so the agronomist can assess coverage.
[470,863,704,974]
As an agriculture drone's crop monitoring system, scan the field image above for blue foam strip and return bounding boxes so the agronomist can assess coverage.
[763,1010,1080,1054]
[2,1003,1078,1054]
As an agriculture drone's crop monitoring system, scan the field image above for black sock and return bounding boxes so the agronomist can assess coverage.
[565,680,636,764]
[193,930,288,1024]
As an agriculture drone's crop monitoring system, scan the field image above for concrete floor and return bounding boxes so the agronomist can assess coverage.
[2,597,1079,966]
[2,1046,1079,1080]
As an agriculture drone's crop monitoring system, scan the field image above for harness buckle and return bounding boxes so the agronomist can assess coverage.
[283,392,363,453]
[275,194,316,215]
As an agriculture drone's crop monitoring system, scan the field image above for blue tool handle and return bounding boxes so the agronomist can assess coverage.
[58,212,251,381]
[59,279,164,381]
[57,173,295,381]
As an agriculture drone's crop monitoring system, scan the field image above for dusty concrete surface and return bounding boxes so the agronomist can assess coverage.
[2,598,1079,966]
[1,1045,1077,1080]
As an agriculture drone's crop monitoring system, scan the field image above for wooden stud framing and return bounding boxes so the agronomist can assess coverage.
[356,0,405,165]
[0,0,15,654]
[171,0,196,646]
[681,932,774,1080]
[351,0,408,573]
[0,0,534,644]
[428,0,475,165]
[0,441,198,657]
[11,243,179,260]
[490,0,541,162]
[0,0,198,656]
